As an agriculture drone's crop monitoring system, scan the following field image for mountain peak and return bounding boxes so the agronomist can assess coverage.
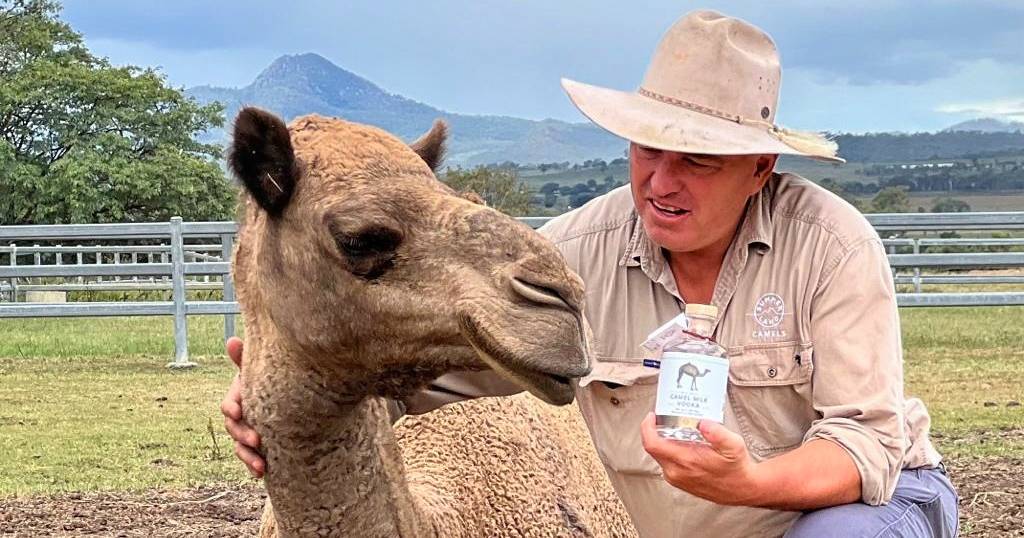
[249,52,388,108]
[261,52,339,74]
[944,117,1024,133]
[187,53,626,165]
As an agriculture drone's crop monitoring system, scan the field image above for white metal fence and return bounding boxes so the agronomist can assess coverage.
[1,212,1023,365]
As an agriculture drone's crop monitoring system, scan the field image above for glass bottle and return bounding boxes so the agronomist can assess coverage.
[655,303,729,442]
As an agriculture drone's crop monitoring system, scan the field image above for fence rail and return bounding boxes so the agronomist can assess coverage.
[1,212,1023,365]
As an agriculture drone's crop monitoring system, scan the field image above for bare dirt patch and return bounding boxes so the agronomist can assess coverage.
[951,457,1024,537]
[0,484,264,537]
[0,458,1020,536]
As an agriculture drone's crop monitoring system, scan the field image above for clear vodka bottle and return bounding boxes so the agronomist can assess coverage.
[655,304,729,442]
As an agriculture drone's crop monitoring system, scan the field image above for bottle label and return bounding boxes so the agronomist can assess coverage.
[655,352,729,422]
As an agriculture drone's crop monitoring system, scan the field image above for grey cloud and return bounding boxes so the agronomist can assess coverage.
[747,1,1024,85]
[60,0,1024,123]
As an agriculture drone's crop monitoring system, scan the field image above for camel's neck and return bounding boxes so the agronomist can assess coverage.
[244,340,437,538]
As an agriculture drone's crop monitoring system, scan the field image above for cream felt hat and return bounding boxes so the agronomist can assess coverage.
[561,10,843,163]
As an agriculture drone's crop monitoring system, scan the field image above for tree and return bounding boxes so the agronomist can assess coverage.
[441,165,532,216]
[869,186,911,213]
[818,177,865,211]
[0,0,235,224]
[931,197,971,213]
[539,182,559,194]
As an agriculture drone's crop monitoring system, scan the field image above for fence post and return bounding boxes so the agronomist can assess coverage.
[168,217,196,369]
[76,246,84,284]
[221,233,236,341]
[913,239,922,294]
[8,243,16,302]
[887,234,898,280]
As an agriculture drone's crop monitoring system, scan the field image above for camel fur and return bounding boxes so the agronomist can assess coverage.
[228,107,637,538]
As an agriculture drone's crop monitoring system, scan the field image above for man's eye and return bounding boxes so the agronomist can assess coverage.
[637,145,662,158]
[686,158,717,170]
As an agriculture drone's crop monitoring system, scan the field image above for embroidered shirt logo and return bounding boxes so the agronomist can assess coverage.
[752,293,787,339]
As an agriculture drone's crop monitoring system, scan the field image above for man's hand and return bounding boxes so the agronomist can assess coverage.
[220,337,266,478]
[640,413,761,506]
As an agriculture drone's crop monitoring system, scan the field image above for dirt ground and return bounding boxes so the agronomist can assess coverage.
[1,457,1021,537]
[0,484,265,537]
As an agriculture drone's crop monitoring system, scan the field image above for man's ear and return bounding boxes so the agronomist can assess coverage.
[228,107,300,216]
[409,119,448,173]
[752,154,778,192]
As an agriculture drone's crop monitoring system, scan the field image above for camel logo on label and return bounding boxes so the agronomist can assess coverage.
[752,292,787,339]
[676,362,710,391]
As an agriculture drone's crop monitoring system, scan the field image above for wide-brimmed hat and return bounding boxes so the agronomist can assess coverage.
[562,10,843,163]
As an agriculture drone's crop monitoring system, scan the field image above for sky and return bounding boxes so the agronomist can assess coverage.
[62,0,1024,134]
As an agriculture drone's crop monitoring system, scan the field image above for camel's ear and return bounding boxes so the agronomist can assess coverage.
[410,119,447,173]
[228,107,299,216]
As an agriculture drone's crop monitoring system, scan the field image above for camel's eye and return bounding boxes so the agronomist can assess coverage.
[331,225,403,280]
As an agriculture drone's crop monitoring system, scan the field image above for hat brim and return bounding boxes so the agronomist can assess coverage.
[561,78,844,163]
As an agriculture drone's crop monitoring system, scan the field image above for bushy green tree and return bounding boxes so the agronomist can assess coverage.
[441,165,532,216]
[818,177,865,212]
[0,0,235,224]
[868,186,912,213]
[931,197,971,213]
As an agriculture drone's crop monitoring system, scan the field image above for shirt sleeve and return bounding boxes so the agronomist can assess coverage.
[802,237,907,505]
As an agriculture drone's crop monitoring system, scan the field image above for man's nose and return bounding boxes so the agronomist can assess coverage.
[649,159,687,198]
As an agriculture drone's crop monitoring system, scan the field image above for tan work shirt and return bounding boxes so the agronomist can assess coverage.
[406,173,942,537]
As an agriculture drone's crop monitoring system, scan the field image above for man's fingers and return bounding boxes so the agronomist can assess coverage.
[698,420,746,460]
[220,394,242,421]
[640,412,662,455]
[226,336,244,369]
[234,442,266,478]
[220,374,243,420]
[224,415,261,450]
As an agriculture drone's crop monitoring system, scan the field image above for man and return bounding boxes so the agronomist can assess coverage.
[222,10,959,537]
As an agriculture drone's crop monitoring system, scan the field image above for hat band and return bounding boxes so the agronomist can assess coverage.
[637,87,775,129]
[635,86,840,160]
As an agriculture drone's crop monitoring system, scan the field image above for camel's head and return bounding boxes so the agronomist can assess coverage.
[228,107,589,405]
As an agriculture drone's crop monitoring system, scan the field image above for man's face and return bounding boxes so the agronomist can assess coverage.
[629,143,776,255]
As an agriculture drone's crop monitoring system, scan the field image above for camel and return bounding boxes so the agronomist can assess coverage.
[227,107,637,538]
[676,363,711,391]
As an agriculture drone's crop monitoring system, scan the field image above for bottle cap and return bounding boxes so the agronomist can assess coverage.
[685,303,718,319]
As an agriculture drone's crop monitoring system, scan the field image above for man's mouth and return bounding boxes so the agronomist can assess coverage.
[650,199,691,217]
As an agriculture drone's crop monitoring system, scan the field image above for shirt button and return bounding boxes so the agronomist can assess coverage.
[610,397,621,406]
[767,367,778,378]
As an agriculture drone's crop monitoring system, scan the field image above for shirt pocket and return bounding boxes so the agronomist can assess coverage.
[727,341,817,458]
[576,368,664,477]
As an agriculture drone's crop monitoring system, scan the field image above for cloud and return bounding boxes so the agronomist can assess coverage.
[743,0,1024,86]
[58,1,1024,131]
[936,99,1024,121]
[63,0,1024,90]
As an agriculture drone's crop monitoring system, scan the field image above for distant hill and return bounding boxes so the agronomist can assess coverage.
[186,53,1024,166]
[187,53,626,166]
[833,131,1024,163]
[943,118,1024,133]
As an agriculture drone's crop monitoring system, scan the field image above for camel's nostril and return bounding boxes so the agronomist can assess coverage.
[510,277,573,311]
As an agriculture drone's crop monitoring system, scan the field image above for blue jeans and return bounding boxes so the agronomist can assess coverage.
[786,467,959,538]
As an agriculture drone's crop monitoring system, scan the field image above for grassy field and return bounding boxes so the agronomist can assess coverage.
[0,316,248,496]
[0,308,1021,498]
